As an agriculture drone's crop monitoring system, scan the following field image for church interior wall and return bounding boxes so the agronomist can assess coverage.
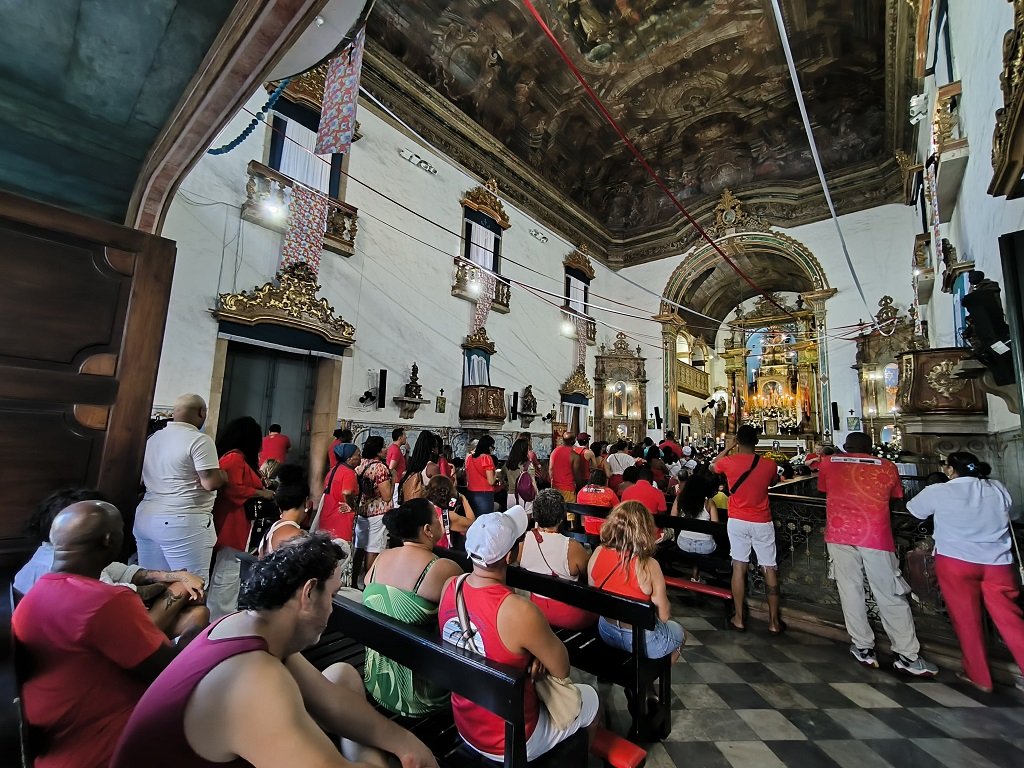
[153,92,668,454]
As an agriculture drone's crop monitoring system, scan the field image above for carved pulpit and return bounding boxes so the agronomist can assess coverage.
[459,328,506,429]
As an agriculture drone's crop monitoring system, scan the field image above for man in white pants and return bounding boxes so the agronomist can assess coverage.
[818,432,937,676]
[134,394,227,587]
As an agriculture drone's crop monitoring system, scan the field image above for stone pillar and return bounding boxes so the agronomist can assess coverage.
[801,288,837,441]
[654,313,685,432]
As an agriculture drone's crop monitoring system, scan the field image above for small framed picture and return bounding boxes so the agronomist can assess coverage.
[588,414,594,427]
[846,416,861,431]
[646,418,656,429]
[435,396,446,413]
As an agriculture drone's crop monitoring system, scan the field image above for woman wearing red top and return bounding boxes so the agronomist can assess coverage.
[319,442,361,542]
[209,416,273,619]
[577,469,619,537]
[464,435,497,517]
[588,501,684,664]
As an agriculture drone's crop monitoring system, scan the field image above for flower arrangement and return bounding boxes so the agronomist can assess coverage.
[762,450,789,463]
[873,442,901,462]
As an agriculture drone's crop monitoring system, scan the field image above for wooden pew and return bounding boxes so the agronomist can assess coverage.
[433,547,671,742]
[329,596,588,768]
[3,581,33,767]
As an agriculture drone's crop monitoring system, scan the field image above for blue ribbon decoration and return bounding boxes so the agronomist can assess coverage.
[207,78,291,155]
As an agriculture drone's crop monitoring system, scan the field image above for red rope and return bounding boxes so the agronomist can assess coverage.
[520,0,796,319]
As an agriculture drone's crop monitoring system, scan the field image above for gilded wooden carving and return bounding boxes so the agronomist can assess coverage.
[991,0,1024,197]
[215,262,356,346]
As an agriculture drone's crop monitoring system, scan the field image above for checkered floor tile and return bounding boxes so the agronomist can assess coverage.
[579,596,1024,768]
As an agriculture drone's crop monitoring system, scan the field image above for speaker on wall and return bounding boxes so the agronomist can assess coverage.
[510,392,519,420]
[377,369,387,410]
[831,401,840,431]
[653,406,663,429]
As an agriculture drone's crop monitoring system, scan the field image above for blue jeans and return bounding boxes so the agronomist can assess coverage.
[465,490,496,517]
[598,616,685,659]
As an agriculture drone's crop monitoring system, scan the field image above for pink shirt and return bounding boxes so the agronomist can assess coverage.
[818,454,902,551]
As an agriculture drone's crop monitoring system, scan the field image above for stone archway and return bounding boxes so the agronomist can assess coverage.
[655,194,836,439]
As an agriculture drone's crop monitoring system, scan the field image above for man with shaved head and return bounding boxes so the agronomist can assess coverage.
[134,393,227,585]
[14,501,177,768]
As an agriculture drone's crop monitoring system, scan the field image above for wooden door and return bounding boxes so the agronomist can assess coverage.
[0,191,175,569]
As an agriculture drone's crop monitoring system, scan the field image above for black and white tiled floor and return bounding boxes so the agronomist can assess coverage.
[589,600,1024,768]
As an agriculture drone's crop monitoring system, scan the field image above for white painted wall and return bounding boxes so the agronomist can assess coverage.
[154,93,666,448]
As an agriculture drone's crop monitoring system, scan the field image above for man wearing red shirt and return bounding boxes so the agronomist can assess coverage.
[327,428,353,470]
[620,466,667,514]
[577,469,620,536]
[712,426,783,633]
[14,500,176,768]
[659,431,684,461]
[386,427,408,485]
[818,432,937,676]
[548,433,580,502]
[260,423,291,464]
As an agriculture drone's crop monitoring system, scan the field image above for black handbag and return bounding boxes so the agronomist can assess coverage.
[244,496,279,521]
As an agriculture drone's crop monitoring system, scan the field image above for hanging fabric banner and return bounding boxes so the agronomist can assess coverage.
[471,272,497,331]
[316,27,366,156]
[573,314,588,369]
[281,185,329,273]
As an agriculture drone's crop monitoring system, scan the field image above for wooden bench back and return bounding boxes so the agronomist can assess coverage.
[330,597,530,768]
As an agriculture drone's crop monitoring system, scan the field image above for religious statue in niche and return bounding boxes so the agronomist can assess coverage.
[612,380,628,417]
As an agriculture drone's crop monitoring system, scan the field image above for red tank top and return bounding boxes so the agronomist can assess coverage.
[549,445,575,491]
[589,547,649,602]
[111,621,267,768]
[438,580,539,755]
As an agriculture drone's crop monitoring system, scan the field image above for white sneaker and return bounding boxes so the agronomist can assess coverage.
[894,654,938,677]
[850,645,879,668]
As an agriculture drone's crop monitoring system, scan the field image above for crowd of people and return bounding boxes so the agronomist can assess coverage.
[9,391,1024,767]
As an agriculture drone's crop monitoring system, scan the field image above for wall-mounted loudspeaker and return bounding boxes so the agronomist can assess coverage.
[510,392,519,420]
[377,370,387,410]
[831,401,840,431]
[653,406,663,429]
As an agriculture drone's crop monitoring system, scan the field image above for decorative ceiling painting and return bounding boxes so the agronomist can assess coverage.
[363,0,918,265]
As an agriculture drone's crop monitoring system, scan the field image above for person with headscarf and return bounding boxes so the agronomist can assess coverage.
[318,441,362,544]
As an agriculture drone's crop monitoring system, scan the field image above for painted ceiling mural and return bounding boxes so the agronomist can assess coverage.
[365,0,907,264]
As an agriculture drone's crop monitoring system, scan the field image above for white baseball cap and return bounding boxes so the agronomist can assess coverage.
[465,505,529,566]
[682,446,693,456]
[684,459,698,470]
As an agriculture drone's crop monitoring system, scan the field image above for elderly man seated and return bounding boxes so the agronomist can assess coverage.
[13,500,179,768]
[112,533,437,768]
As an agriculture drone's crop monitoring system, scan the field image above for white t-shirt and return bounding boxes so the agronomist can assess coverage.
[907,477,1015,565]
[139,422,220,515]
[606,452,634,476]
[14,543,142,594]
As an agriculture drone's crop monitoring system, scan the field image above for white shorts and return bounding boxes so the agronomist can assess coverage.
[472,683,599,762]
[727,518,777,568]
[353,515,388,553]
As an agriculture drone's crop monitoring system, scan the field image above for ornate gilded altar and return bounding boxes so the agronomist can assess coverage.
[593,333,648,443]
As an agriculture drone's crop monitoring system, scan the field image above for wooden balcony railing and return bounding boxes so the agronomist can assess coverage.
[676,360,710,398]
[241,160,358,256]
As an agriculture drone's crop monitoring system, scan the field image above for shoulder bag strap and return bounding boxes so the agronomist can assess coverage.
[531,528,558,577]
[454,574,478,646]
[729,455,761,495]
[597,554,623,589]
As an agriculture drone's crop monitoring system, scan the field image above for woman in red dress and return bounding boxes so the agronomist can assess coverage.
[208,416,273,619]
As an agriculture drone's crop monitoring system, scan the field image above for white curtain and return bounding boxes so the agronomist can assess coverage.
[568,275,586,312]
[278,118,332,194]
[561,404,586,434]
[467,220,496,270]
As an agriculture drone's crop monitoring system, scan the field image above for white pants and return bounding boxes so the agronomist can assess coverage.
[354,515,387,553]
[471,683,599,762]
[828,543,921,658]
[727,518,777,568]
[134,508,217,585]
[207,548,242,621]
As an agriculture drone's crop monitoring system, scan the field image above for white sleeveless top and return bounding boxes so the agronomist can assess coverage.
[520,530,573,580]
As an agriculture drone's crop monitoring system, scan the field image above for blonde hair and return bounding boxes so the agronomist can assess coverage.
[599,501,657,562]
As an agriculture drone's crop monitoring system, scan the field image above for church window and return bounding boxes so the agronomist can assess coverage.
[463,209,503,274]
[267,100,343,198]
[564,266,591,315]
